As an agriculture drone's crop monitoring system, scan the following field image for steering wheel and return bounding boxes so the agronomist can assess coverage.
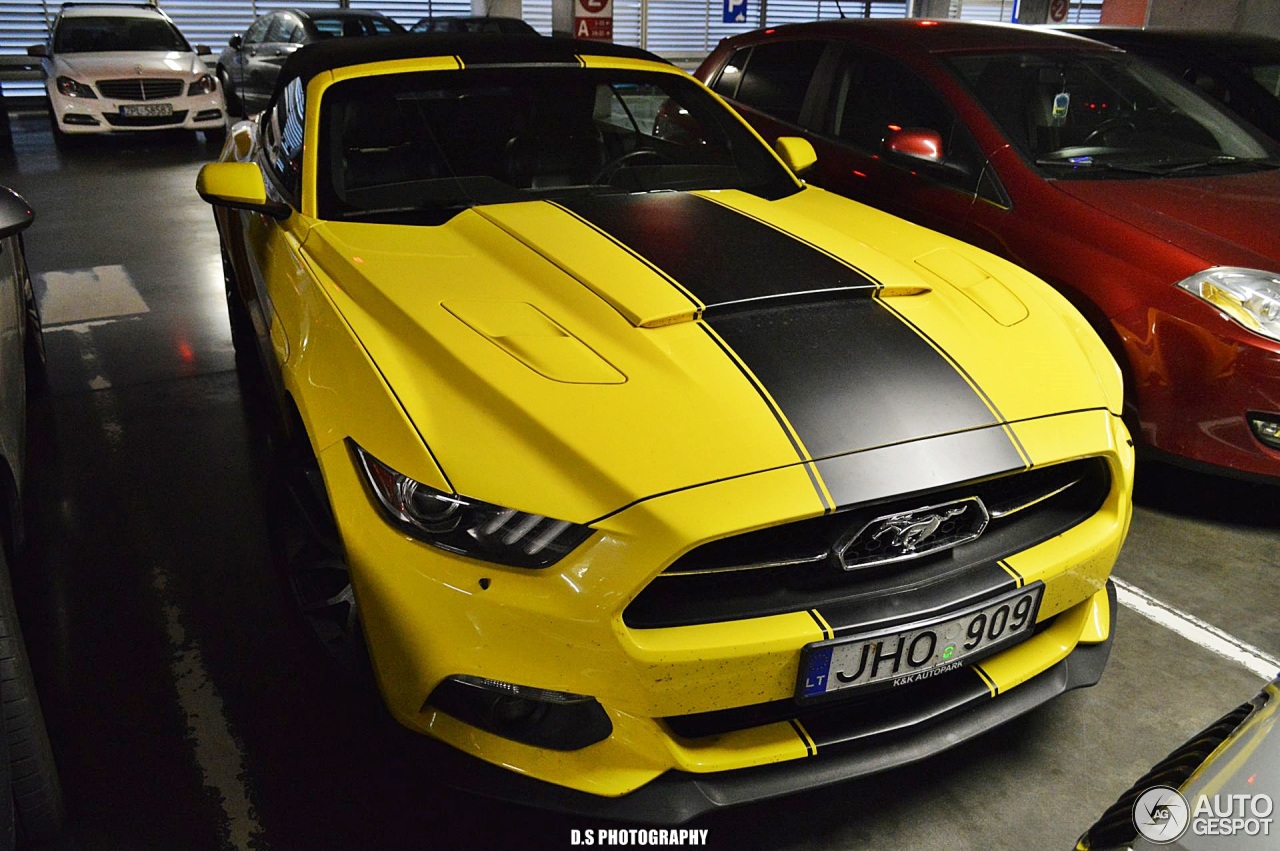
[593,149,673,184]
[1083,115,1138,146]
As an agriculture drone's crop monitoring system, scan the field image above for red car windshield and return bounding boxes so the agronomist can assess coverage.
[948,51,1280,177]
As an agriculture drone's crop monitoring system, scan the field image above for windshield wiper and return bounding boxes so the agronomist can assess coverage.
[1034,157,1166,175]
[1149,156,1280,175]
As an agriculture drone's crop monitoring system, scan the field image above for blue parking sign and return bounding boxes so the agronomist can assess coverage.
[723,0,748,24]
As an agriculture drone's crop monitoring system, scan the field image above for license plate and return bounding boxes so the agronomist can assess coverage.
[120,103,173,117]
[797,583,1043,699]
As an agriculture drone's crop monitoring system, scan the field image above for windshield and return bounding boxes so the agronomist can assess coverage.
[316,67,798,224]
[54,16,190,53]
[947,51,1280,178]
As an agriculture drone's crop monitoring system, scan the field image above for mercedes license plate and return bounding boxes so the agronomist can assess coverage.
[797,583,1043,699]
[120,103,173,117]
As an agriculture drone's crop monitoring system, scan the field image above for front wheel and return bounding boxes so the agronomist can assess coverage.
[217,69,241,118]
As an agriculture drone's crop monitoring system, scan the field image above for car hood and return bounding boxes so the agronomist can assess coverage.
[54,51,206,79]
[1052,169,1280,271]
[303,188,1119,520]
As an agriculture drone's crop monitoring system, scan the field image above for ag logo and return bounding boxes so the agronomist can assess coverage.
[835,497,989,570]
[1133,786,1190,844]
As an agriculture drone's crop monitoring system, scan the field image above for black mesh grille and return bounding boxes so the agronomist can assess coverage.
[624,457,1111,629]
[1080,699,1259,849]
[95,78,184,100]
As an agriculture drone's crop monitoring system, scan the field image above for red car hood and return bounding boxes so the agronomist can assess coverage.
[1052,168,1280,270]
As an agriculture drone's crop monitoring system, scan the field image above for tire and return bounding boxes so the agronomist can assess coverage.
[0,544,64,845]
[217,69,241,118]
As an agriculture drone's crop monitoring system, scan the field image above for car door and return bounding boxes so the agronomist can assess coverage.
[228,15,270,94]
[803,43,1000,240]
[710,39,831,155]
[243,13,296,113]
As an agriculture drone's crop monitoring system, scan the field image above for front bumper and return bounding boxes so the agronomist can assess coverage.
[1115,301,1280,480]
[49,86,225,135]
[321,408,1132,810]
[422,597,1115,824]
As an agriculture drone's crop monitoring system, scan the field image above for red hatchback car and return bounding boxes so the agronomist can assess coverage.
[696,20,1280,480]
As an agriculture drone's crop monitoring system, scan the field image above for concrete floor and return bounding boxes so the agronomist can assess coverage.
[2,112,1277,851]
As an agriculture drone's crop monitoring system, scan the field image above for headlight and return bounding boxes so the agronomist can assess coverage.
[1176,267,1280,342]
[188,74,216,96]
[56,76,96,98]
[352,443,593,568]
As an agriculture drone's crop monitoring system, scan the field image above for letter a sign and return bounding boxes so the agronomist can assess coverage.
[576,0,613,41]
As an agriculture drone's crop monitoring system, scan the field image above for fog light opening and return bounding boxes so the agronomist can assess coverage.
[1248,412,1280,449]
[426,674,612,751]
[61,114,99,126]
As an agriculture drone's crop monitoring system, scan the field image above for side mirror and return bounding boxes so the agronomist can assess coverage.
[774,136,817,176]
[228,34,243,49]
[0,187,34,239]
[882,127,945,166]
[195,44,212,56]
[196,162,290,219]
[27,44,48,58]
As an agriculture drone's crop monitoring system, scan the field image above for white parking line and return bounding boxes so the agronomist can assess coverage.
[37,265,149,326]
[1114,577,1280,681]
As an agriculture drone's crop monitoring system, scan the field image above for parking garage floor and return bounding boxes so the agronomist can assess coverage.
[3,112,1278,851]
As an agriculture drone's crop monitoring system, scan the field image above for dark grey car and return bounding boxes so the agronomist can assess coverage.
[0,186,63,850]
[1077,677,1279,849]
[216,9,404,116]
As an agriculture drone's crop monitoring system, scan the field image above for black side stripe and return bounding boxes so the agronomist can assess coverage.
[789,719,817,757]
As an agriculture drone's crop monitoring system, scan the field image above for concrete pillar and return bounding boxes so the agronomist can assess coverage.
[1016,0,1051,23]
[911,0,951,17]
[552,0,574,37]
[473,0,523,17]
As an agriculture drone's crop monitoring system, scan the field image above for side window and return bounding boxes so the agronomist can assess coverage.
[287,23,306,44]
[243,16,270,45]
[712,47,751,100]
[829,47,985,195]
[262,77,306,203]
[265,15,294,44]
[732,40,826,126]
[370,19,395,35]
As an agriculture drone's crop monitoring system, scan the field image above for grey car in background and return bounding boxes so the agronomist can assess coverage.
[215,8,404,116]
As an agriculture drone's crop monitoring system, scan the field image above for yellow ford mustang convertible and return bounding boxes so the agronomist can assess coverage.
[197,34,1134,821]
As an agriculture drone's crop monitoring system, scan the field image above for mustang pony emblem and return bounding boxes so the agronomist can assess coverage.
[836,497,990,570]
[872,506,967,553]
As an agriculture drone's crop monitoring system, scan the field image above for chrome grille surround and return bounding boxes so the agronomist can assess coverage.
[95,78,184,101]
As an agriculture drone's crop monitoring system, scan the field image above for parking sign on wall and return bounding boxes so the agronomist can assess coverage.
[724,0,748,24]
[576,0,613,40]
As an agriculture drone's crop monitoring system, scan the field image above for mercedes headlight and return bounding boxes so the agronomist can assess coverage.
[1176,267,1280,342]
[188,74,216,96]
[352,443,593,568]
[56,76,96,99]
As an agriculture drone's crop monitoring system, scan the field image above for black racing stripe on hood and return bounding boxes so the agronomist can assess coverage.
[813,428,1028,511]
[708,299,1016,469]
[556,193,878,309]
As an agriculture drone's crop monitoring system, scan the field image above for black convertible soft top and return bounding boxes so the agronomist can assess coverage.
[275,32,665,93]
